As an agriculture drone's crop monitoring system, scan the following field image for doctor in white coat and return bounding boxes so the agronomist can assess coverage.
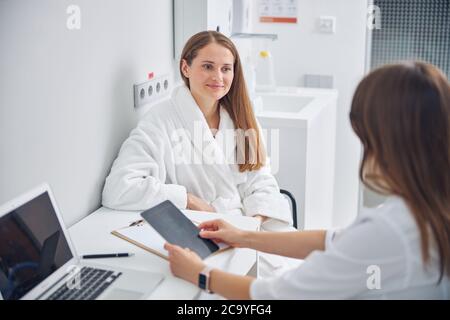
[164,62,450,299]
[102,31,292,228]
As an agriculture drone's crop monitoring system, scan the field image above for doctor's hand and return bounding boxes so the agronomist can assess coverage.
[187,193,216,213]
[164,242,206,285]
[198,219,247,248]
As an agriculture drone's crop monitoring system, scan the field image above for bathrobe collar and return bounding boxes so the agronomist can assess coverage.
[171,84,237,168]
[172,84,213,141]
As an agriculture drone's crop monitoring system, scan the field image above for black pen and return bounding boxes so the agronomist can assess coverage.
[129,219,144,227]
[81,253,134,259]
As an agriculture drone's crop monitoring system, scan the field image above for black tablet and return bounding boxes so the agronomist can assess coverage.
[140,200,219,259]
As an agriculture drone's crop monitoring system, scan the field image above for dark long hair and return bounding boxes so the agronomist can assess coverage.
[350,61,450,281]
[179,31,265,172]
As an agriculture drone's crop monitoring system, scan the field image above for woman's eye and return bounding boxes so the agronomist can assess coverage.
[223,67,232,72]
[203,64,212,70]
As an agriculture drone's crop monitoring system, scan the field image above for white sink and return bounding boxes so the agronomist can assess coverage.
[259,95,314,113]
[254,87,337,123]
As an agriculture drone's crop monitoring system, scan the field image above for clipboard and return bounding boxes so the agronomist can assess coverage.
[111,219,169,260]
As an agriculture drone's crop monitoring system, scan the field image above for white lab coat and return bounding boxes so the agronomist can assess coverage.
[251,196,450,299]
[102,84,291,225]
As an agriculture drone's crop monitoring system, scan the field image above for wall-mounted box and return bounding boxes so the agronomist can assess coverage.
[174,0,233,59]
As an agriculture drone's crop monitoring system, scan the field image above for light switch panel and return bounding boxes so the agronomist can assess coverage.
[318,16,336,34]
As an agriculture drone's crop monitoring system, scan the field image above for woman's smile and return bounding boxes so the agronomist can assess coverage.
[206,84,224,90]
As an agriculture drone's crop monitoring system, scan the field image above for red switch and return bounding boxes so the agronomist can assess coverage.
[148,72,154,80]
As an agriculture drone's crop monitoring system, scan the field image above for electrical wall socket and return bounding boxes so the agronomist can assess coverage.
[133,74,171,109]
[317,16,336,34]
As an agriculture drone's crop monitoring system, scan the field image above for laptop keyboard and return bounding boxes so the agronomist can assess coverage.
[47,266,122,300]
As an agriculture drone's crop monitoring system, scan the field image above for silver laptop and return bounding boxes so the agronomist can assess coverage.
[0,183,164,300]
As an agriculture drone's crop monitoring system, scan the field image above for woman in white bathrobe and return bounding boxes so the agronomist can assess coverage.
[102,31,292,226]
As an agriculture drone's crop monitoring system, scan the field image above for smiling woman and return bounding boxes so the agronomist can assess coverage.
[180,42,234,131]
[102,30,292,227]
[179,31,265,172]
[181,44,234,102]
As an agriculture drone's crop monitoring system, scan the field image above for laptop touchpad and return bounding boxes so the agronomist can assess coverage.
[104,288,143,300]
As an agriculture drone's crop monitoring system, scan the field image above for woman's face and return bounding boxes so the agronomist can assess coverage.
[181,42,235,103]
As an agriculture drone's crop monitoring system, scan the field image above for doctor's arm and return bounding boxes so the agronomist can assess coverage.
[164,220,327,299]
[199,219,326,259]
[165,220,390,299]
[164,242,253,299]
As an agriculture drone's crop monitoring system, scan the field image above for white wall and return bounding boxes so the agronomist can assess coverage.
[0,0,175,227]
[252,0,369,227]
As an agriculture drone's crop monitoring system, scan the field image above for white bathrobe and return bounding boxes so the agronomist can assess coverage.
[102,85,292,225]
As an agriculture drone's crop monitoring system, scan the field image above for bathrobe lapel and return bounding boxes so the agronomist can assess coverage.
[171,85,238,193]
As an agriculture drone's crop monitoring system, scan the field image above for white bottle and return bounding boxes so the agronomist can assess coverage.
[255,50,276,92]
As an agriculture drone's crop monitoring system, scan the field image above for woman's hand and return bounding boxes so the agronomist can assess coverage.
[187,193,216,212]
[164,243,206,285]
[253,214,268,223]
[198,219,248,248]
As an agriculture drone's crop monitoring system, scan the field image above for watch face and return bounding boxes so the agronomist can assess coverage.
[198,274,207,290]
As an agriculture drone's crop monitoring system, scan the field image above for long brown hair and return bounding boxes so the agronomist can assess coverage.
[350,61,450,281]
[179,31,265,172]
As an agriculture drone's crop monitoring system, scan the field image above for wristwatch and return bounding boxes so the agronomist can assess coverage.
[198,266,214,293]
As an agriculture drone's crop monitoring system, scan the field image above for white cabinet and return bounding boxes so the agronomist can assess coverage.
[174,0,233,59]
[256,87,338,230]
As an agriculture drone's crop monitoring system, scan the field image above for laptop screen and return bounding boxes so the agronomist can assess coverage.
[0,191,73,300]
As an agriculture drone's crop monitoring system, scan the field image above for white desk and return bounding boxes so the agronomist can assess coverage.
[68,207,260,299]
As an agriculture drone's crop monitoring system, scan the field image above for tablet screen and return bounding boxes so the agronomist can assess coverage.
[140,200,219,259]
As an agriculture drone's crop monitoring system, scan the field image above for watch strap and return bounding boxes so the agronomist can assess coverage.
[198,266,214,293]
